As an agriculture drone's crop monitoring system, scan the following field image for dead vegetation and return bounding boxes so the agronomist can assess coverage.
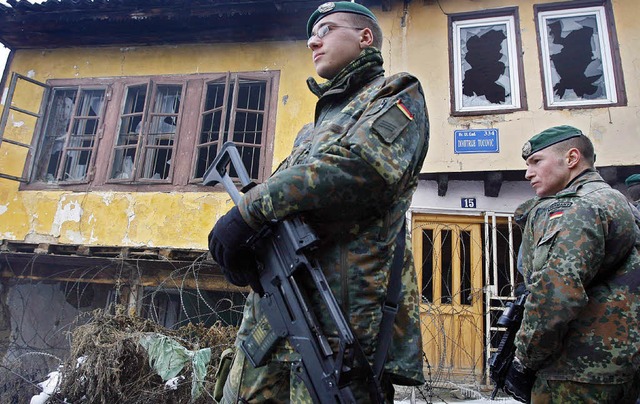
[50,307,237,404]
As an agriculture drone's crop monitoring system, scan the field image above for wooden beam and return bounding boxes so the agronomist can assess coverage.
[484,171,503,197]
[0,248,245,292]
[437,173,449,196]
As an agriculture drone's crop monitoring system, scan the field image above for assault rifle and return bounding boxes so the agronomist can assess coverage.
[489,291,529,400]
[203,142,382,404]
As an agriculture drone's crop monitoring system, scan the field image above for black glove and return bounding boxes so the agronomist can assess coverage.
[208,206,262,293]
[504,357,535,403]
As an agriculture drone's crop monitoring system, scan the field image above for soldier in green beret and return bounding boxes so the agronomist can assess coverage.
[625,174,640,209]
[208,1,429,402]
[502,125,640,402]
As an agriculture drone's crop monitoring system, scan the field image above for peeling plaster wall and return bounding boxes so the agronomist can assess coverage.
[0,40,315,249]
[0,0,638,249]
[0,189,235,248]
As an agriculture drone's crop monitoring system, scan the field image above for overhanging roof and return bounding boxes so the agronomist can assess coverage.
[0,0,386,49]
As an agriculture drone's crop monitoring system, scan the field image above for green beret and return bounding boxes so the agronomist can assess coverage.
[307,1,377,37]
[625,174,640,187]
[522,125,583,160]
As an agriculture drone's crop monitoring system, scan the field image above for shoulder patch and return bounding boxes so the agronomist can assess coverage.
[547,201,573,219]
[547,201,573,211]
[372,100,412,143]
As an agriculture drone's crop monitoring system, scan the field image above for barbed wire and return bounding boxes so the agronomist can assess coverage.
[0,217,521,402]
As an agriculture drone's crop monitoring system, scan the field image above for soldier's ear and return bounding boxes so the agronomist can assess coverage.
[359,28,374,48]
[566,148,581,168]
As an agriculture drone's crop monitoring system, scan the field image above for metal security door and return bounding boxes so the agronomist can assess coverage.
[413,215,484,384]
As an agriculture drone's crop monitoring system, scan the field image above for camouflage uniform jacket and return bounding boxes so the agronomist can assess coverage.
[236,48,429,385]
[514,169,640,384]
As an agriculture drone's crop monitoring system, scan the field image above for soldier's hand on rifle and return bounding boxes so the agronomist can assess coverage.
[208,206,262,293]
[504,357,535,403]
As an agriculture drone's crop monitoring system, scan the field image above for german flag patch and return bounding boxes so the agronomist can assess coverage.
[549,211,563,220]
[396,100,414,120]
[547,201,572,220]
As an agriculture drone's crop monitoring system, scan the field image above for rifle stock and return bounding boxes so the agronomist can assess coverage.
[203,142,380,404]
[489,291,529,399]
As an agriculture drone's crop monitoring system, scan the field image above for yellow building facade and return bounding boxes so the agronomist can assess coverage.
[1,0,639,250]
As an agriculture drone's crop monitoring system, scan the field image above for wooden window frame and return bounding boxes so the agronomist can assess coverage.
[19,71,279,192]
[106,80,185,184]
[190,72,274,184]
[449,7,527,116]
[534,0,626,109]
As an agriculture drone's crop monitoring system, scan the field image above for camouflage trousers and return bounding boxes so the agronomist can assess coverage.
[218,348,394,403]
[531,372,640,404]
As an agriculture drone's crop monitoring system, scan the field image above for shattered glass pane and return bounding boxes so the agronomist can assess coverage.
[460,24,511,107]
[546,15,606,102]
[38,89,77,182]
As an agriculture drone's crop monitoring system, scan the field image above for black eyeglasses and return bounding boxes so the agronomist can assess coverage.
[307,25,364,48]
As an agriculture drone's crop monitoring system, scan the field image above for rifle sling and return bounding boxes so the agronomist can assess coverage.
[372,219,406,380]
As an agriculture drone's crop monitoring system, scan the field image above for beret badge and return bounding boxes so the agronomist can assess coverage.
[318,2,336,13]
[522,141,532,159]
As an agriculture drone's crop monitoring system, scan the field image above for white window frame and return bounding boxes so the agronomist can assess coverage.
[537,6,617,108]
[452,14,522,114]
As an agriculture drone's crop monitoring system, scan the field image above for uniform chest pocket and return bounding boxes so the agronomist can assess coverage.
[532,229,559,273]
[311,123,347,155]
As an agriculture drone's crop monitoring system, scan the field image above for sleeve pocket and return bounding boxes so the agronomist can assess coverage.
[371,100,412,144]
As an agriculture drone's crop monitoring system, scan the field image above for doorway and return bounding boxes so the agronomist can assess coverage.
[412,212,521,385]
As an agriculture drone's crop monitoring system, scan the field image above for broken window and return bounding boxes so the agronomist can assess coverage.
[450,9,525,115]
[15,71,277,190]
[35,87,106,183]
[109,82,182,182]
[193,74,268,181]
[141,287,245,329]
[536,2,625,108]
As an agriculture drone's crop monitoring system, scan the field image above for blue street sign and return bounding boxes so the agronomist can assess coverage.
[454,129,500,154]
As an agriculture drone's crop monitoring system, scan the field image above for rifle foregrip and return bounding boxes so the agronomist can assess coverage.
[489,292,529,394]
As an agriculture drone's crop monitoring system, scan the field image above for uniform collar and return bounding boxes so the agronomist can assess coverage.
[555,169,601,197]
[306,47,384,98]
[515,169,602,226]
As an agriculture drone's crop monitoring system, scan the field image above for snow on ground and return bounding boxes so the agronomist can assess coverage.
[395,400,520,404]
[394,385,521,404]
[395,395,521,404]
[29,369,522,404]
[29,370,61,404]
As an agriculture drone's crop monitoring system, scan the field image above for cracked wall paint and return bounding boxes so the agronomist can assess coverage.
[100,193,114,206]
[86,213,98,244]
[64,229,84,244]
[51,198,83,237]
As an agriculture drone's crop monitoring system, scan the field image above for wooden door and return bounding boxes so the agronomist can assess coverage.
[412,215,484,383]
